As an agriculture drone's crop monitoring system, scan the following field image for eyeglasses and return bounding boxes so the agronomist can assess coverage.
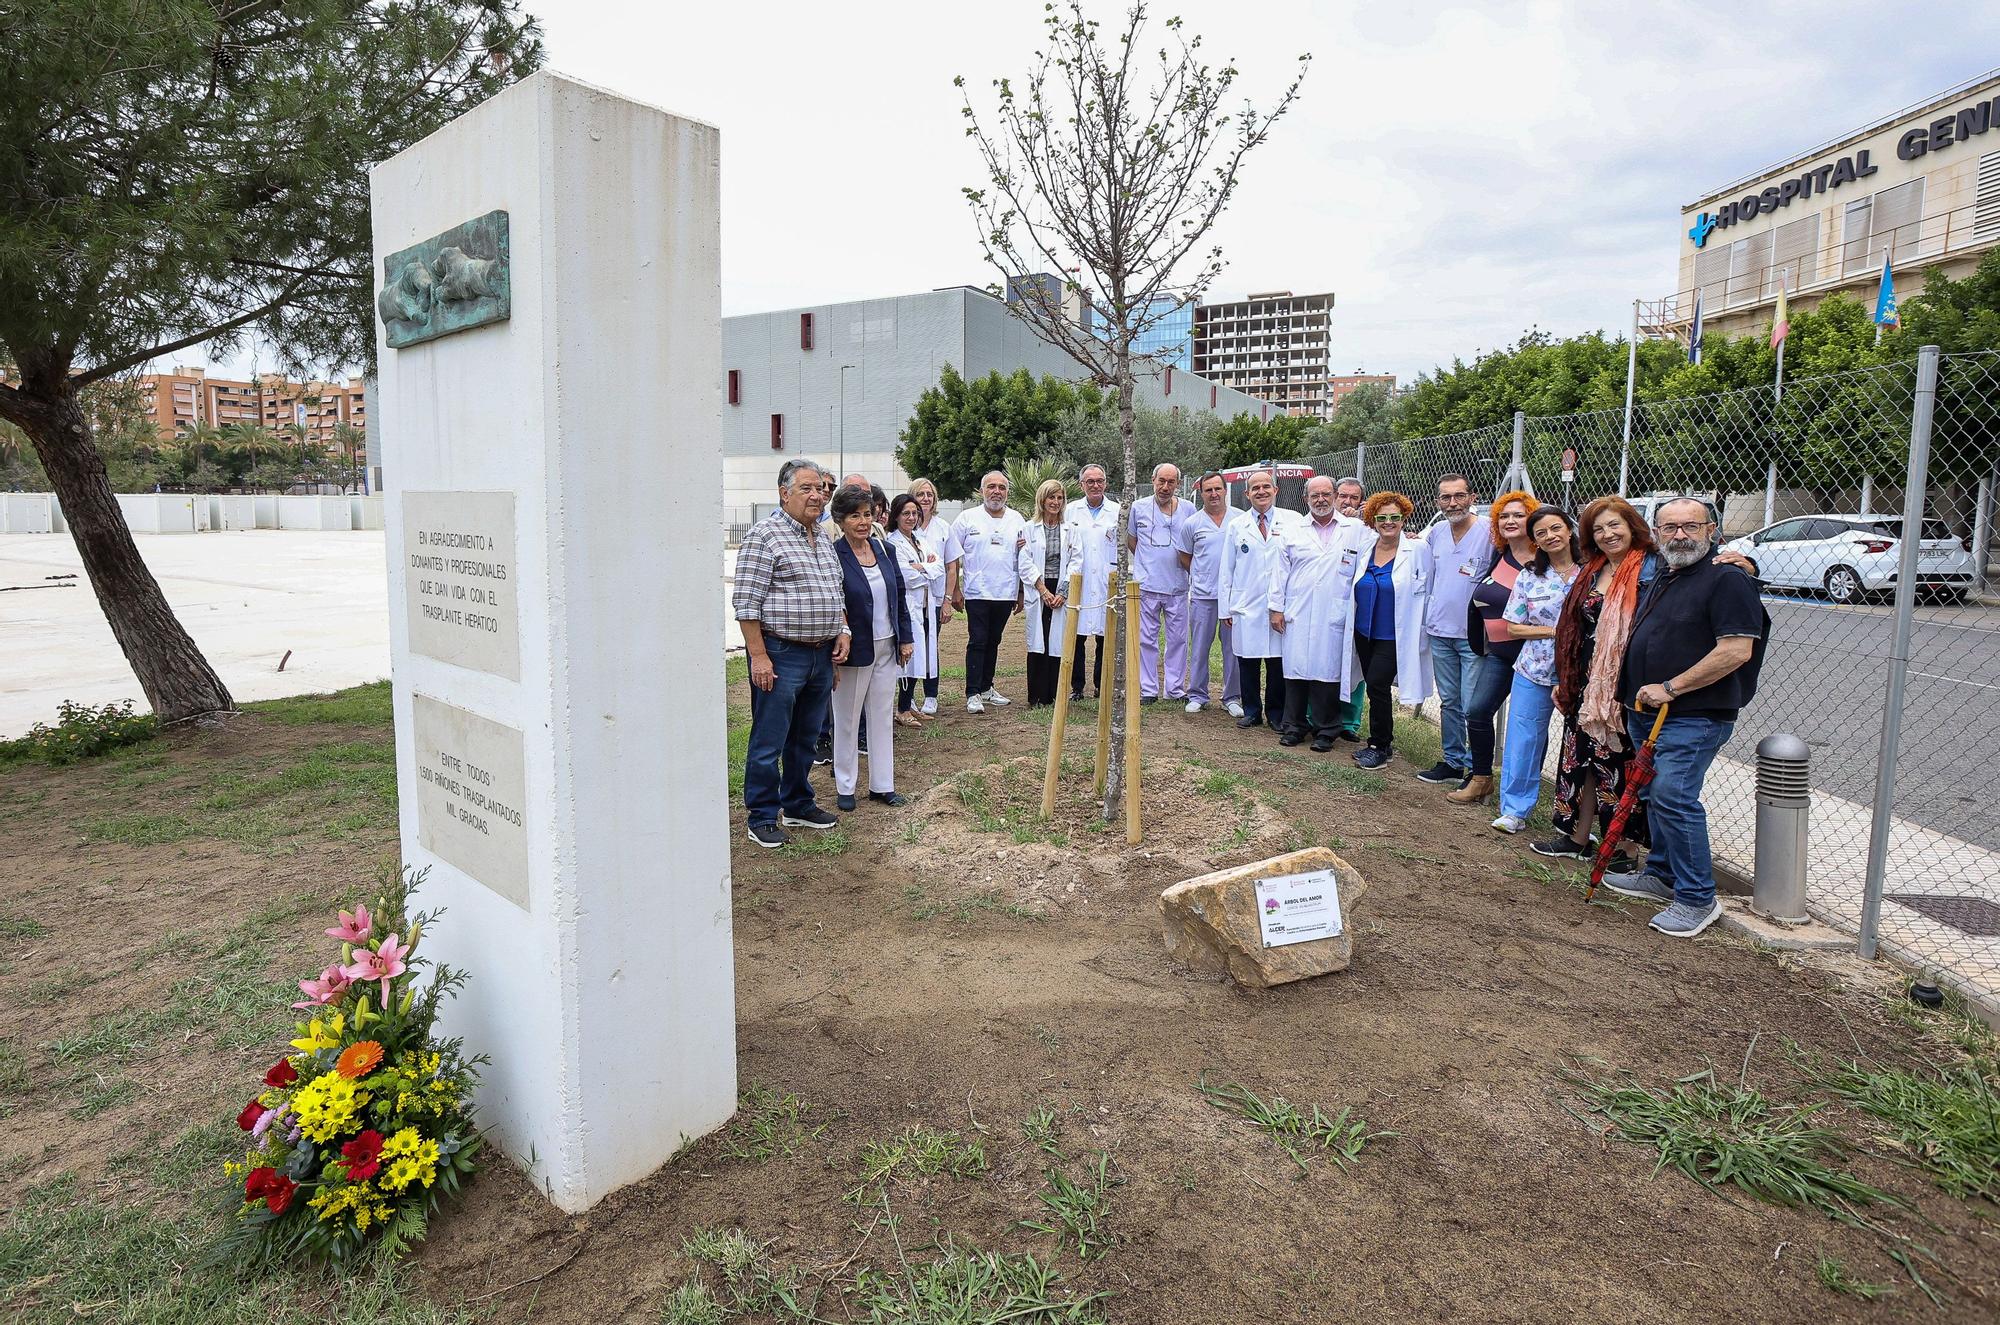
[1657,521,1712,535]
[1374,513,1405,524]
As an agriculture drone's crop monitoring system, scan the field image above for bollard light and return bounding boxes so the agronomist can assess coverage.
[1753,733,1811,924]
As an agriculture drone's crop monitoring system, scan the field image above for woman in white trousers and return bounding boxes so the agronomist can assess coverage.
[830,487,914,812]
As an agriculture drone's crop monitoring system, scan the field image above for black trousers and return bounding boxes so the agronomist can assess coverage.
[1282,677,1340,740]
[1026,580,1064,705]
[1237,655,1285,723]
[964,599,1011,696]
[1353,631,1399,750]
[1069,633,1105,697]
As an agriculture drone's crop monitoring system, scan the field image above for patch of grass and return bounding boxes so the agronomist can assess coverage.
[1022,1106,1064,1160]
[1507,858,1637,911]
[1197,768,1252,798]
[666,1226,806,1322]
[895,820,925,845]
[1815,1253,1895,1300]
[953,772,1007,834]
[0,1046,31,1117]
[906,886,1044,924]
[1022,1151,1120,1261]
[1808,1058,2000,1203]
[720,1084,828,1163]
[0,1173,472,1323]
[787,829,849,858]
[0,916,49,941]
[107,1118,241,1195]
[67,1074,139,1119]
[727,698,750,800]
[1198,1077,1391,1175]
[1880,978,2000,1070]
[77,739,398,853]
[1315,763,1385,796]
[24,967,94,1005]
[849,1125,988,1199]
[79,812,199,846]
[1031,1024,1062,1054]
[241,681,393,727]
[849,1242,1108,1325]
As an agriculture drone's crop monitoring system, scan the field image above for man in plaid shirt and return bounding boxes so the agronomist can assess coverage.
[734,459,850,848]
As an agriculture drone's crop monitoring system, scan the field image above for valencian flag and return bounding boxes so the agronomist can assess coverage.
[1873,252,1900,330]
[1770,275,1790,350]
[1687,289,1704,365]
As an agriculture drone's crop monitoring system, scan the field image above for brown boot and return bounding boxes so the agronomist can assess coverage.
[1447,775,1494,805]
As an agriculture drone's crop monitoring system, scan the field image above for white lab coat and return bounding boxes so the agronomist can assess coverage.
[1220,505,1299,660]
[891,531,945,681]
[1017,520,1080,656]
[1062,497,1121,637]
[1267,515,1366,683]
[1338,535,1437,706]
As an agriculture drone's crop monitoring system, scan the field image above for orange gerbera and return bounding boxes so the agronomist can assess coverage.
[335,1040,385,1079]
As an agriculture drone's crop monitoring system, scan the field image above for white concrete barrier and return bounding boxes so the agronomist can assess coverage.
[0,493,55,534]
[114,493,199,534]
[217,495,260,531]
[254,494,279,529]
[354,495,385,530]
[277,494,353,531]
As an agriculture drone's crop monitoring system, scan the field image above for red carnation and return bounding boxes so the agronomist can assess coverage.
[244,1166,278,1199]
[339,1129,385,1182]
[263,1058,298,1088]
[263,1174,298,1214]
[237,1098,267,1131]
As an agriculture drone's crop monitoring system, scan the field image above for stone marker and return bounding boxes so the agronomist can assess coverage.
[372,70,732,1213]
[1159,847,1368,988]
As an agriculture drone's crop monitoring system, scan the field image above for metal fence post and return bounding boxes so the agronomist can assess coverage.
[1857,344,1940,961]
[1510,411,1526,494]
[1976,469,1993,596]
[1618,299,1637,497]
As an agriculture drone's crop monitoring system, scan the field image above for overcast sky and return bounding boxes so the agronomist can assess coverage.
[218,2,2000,386]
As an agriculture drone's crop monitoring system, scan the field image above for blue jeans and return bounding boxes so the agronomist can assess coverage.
[1626,712,1735,910]
[1497,671,1554,820]
[744,637,835,826]
[1463,652,1513,776]
[1428,635,1478,770]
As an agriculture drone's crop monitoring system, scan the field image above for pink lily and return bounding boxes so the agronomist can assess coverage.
[325,904,372,944]
[292,963,352,1009]
[343,933,409,1004]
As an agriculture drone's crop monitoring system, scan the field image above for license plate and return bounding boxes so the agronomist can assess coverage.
[1918,549,1949,562]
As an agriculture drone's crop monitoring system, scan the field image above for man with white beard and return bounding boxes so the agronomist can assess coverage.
[1063,463,1120,699]
[1268,475,1365,751]
[1602,498,1768,940]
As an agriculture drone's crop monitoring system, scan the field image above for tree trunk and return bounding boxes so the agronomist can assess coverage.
[1101,346,1139,823]
[10,375,235,723]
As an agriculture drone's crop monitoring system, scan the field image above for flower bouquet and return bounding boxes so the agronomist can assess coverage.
[220,869,485,1263]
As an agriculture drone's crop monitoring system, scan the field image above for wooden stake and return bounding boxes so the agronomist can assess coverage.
[1040,570,1085,818]
[1094,575,1118,796]
[1124,576,1142,845]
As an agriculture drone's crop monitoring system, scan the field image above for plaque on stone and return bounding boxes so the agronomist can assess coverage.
[377,210,511,348]
[412,694,530,909]
[402,489,521,680]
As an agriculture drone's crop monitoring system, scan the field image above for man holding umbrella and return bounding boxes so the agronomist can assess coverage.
[1601,499,1768,939]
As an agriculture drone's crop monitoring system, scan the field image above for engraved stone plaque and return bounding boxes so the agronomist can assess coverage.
[402,490,521,680]
[413,694,529,909]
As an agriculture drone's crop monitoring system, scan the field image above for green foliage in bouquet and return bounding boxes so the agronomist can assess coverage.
[216,867,485,1264]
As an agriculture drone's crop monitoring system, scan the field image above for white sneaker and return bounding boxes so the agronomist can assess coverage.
[920,698,938,716]
[1184,699,1205,714]
[1490,814,1527,834]
[983,689,1011,706]
[1224,700,1245,718]
[966,695,985,713]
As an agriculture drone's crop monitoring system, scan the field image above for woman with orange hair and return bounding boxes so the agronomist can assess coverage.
[1338,491,1434,770]
[1446,491,1540,809]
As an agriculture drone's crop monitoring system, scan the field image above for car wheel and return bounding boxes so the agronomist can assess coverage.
[1824,565,1863,604]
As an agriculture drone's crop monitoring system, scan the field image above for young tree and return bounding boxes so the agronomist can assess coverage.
[0,1,542,723]
[959,1,1307,818]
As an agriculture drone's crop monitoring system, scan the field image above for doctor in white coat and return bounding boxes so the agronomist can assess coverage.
[1339,490,1435,771]
[1062,464,1121,699]
[887,493,944,726]
[1018,479,1081,707]
[1268,475,1367,751]
[1219,469,1297,730]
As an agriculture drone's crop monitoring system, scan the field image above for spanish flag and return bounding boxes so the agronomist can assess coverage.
[1770,274,1790,350]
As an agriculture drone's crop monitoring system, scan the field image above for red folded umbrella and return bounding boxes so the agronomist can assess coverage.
[1585,701,1671,902]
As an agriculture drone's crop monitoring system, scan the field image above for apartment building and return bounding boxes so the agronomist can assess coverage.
[1190,291,1338,418]
[1653,69,2000,341]
[133,366,367,450]
[1327,373,1397,412]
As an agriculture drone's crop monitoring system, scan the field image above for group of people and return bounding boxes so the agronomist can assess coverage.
[733,456,1768,942]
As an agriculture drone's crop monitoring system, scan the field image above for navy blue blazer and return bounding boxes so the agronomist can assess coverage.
[833,537,915,668]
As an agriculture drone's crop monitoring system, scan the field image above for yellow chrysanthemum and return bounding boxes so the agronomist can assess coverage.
[378,1127,441,1192]
[308,1182,372,1225]
[291,1072,368,1143]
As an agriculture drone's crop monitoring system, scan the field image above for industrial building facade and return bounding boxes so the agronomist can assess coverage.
[720,285,1269,534]
[1659,69,2000,341]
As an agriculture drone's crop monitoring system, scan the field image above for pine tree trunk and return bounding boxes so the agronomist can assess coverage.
[1101,351,1139,823]
[9,373,235,724]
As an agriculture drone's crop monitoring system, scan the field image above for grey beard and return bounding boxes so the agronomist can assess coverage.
[1662,536,1711,568]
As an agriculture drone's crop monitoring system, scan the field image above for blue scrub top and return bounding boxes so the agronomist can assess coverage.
[1355,556,1397,640]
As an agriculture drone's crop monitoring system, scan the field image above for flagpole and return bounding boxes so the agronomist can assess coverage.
[1618,298,1638,496]
[1875,245,1888,346]
[1774,268,1788,404]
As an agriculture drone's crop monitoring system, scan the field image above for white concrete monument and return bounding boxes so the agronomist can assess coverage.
[371,70,733,1213]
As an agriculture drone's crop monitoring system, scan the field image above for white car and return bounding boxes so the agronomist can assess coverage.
[1722,514,1974,604]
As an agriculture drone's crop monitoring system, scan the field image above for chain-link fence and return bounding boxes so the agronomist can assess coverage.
[1281,347,2000,1012]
